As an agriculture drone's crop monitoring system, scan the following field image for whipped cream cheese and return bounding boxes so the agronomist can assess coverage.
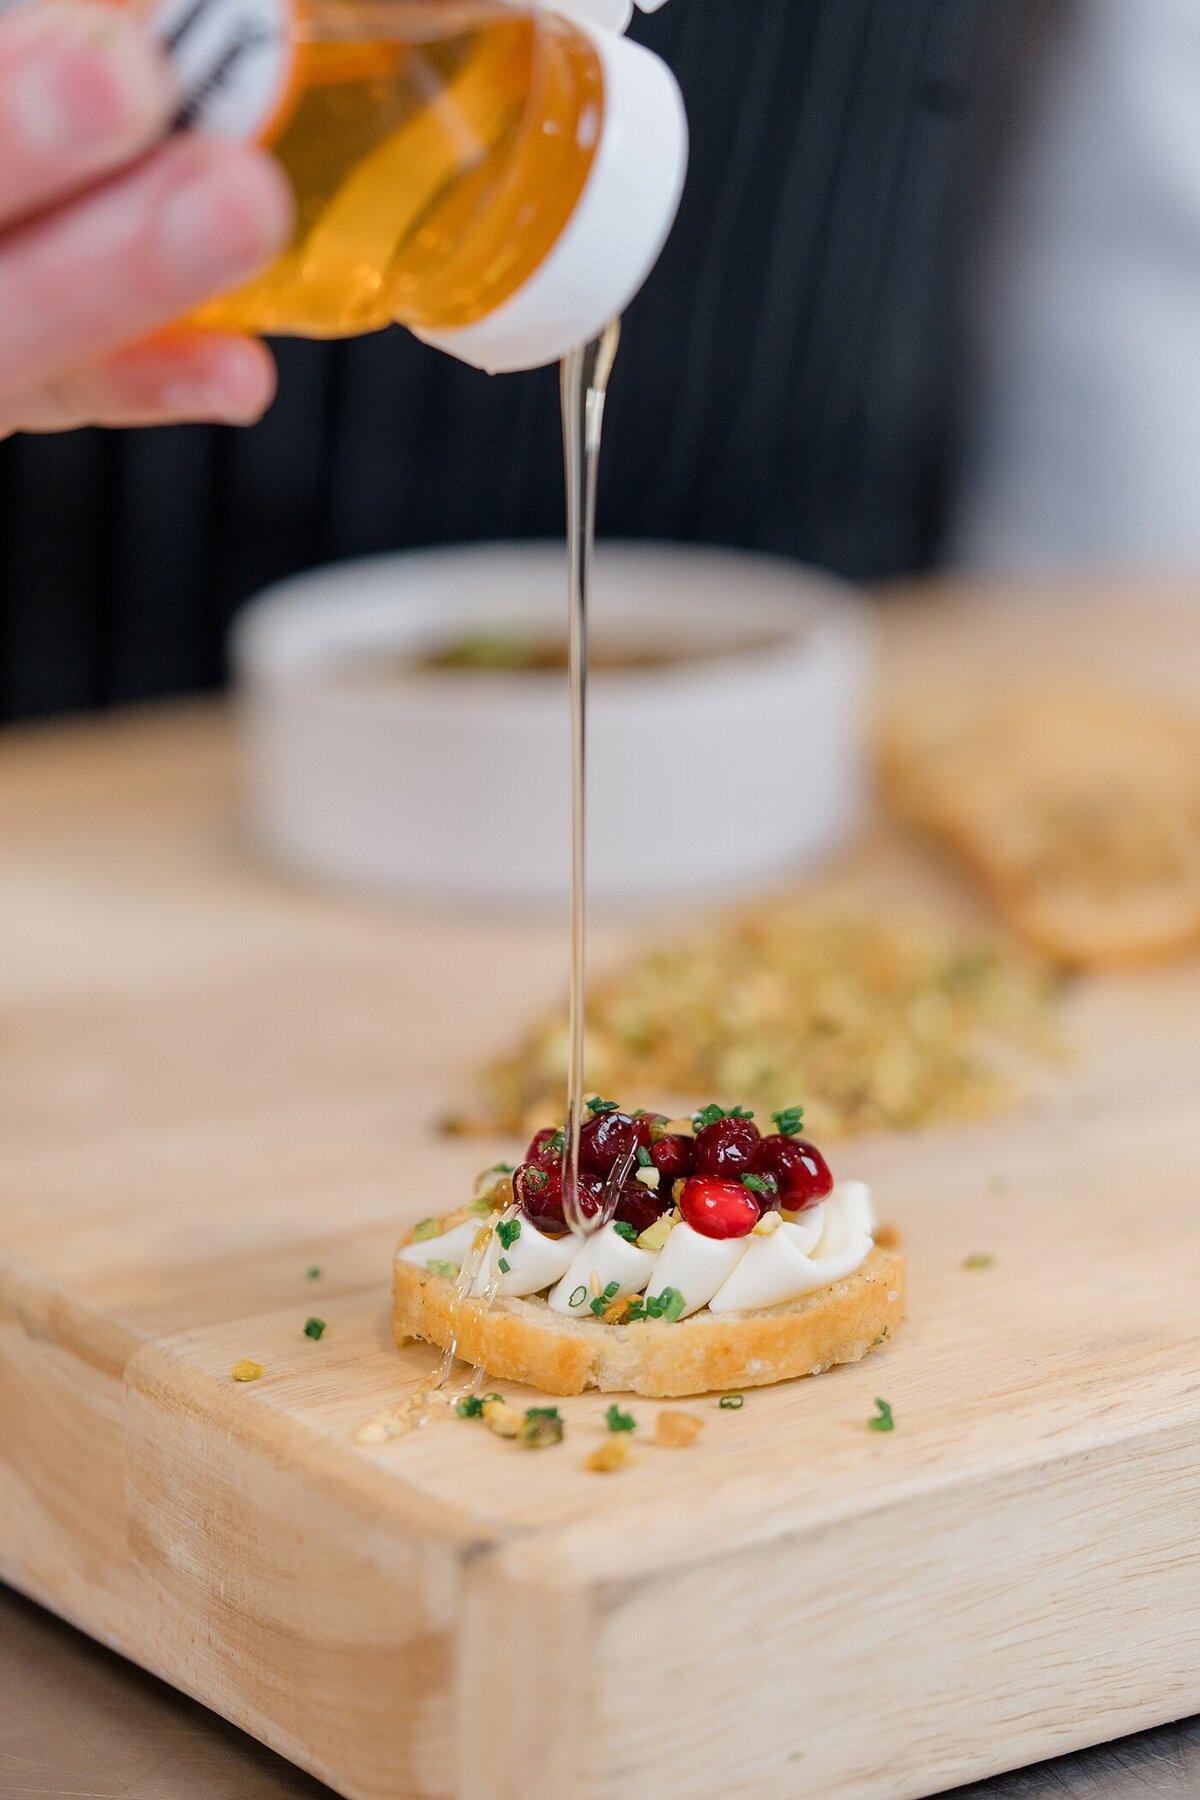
[400,1182,875,1319]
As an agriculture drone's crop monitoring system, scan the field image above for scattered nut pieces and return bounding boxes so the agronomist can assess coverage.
[751,1210,781,1237]
[482,1398,523,1439]
[602,1296,633,1324]
[655,1410,705,1448]
[519,1408,565,1448]
[586,1436,638,1473]
[231,1359,264,1383]
[471,910,1062,1140]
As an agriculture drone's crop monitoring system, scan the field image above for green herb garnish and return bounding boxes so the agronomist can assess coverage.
[569,1285,588,1309]
[719,1393,744,1410]
[306,1266,322,1280]
[630,1286,687,1322]
[498,1257,510,1274]
[590,1280,621,1317]
[868,1397,895,1433]
[496,1217,522,1251]
[412,1218,440,1242]
[692,1102,755,1131]
[963,1253,994,1270]
[493,1161,515,1174]
[303,1317,326,1340]
[772,1106,806,1138]
[871,1326,890,1346]
[635,1145,653,1168]
[605,1403,636,1433]
[613,1220,639,1242]
[522,1167,548,1192]
[456,1395,485,1418]
[427,1260,458,1279]
[741,1172,777,1197]
[586,1096,620,1115]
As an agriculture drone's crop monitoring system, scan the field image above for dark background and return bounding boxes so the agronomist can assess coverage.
[0,0,1005,723]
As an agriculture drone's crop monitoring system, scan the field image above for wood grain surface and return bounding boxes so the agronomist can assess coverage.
[1,588,1198,1800]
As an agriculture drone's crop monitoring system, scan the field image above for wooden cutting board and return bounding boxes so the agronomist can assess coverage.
[1,588,1198,1800]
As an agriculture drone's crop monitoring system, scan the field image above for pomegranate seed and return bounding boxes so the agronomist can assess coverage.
[578,1109,653,1175]
[678,1175,760,1239]
[613,1181,667,1236]
[693,1114,761,1177]
[525,1125,564,1165]
[753,1135,833,1210]
[515,1162,603,1234]
[650,1133,694,1182]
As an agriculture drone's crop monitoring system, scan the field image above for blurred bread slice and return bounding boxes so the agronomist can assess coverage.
[883,685,1200,968]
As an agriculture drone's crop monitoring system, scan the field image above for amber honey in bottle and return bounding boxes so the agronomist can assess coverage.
[143,0,687,370]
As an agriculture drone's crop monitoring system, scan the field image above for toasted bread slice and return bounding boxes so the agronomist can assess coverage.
[392,1245,905,1397]
[883,685,1200,967]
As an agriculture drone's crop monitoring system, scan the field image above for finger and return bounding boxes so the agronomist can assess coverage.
[1,332,277,434]
[0,1,174,229]
[0,133,294,403]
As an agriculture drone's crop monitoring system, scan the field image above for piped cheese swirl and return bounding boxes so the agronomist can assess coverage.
[398,1182,875,1318]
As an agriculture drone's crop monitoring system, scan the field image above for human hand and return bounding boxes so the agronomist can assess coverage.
[0,0,294,439]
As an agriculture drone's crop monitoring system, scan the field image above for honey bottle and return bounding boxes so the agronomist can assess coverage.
[143,0,687,370]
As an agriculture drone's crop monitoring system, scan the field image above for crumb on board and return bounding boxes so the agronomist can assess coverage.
[231,1359,264,1383]
[462,908,1064,1142]
[655,1411,705,1448]
[586,1436,639,1473]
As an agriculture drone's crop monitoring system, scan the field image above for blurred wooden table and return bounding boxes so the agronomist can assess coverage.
[3,1580,1196,1799]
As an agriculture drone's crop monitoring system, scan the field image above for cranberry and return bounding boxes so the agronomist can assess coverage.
[693,1114,761,1177]
[753,1135,833,1210]
[613,1180,667,1236]
[678,1175,760,1239]
[515,1162,603,1234]
[650,1133,694,1182]
[578,1109,652,1176]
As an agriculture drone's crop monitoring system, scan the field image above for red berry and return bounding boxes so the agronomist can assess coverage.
[613,1180,667,1236]
[650,1133,694,1182]
[693,1114,761,1177]
[753,1135,833,1210]
[678,1175,759,1239]
[578,1109,652,1176]
[525,1126,563,1165]
[515,1162,603,1234]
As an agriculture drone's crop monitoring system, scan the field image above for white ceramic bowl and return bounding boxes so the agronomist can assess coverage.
[232,542,873,905]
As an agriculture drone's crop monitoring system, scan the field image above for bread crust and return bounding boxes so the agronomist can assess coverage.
[882,686,1200,968]
[392,1245,906,1397]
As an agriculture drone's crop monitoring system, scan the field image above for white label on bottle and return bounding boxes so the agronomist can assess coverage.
[151,0,296,142]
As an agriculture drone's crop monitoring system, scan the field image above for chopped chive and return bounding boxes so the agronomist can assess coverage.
[498,1257,510,1274]
[741,1172,777,1197]
[963,1252,994,1270]
[613,1220,638,1242]
[586,1096,620,1114]
[303,1317,326,1340]
[868,1397,895,1433]
[719,1393,744,1410]
[605,1403,636,1433]
[569,1285,587,1309]
[496,1218,522,1251]
[456,1395,485,1418]
[660,1287,686,1323]
[636,1145,653,1168]
[306,1266,322,1280]
[771,1106,805,1138]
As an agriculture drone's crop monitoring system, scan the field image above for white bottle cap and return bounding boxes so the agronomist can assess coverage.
[413,25,688,374]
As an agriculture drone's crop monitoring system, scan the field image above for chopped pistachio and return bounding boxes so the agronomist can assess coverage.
[655,1411,704,1448]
